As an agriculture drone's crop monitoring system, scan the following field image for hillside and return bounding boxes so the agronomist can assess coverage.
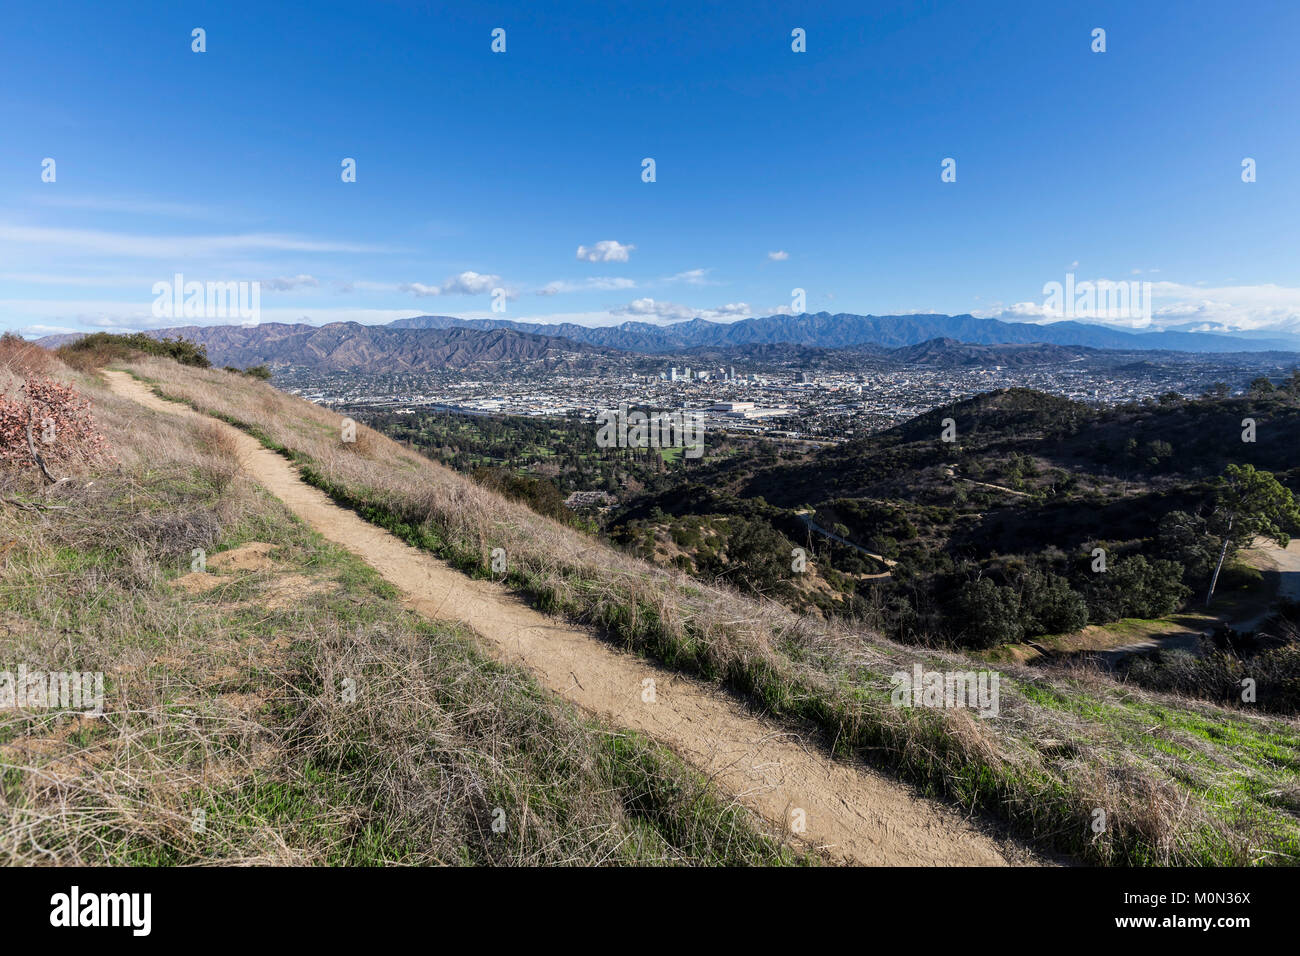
[605,383,1300,678]
[883,338,1094,367]
[0,339,800,865]
[71,348,1300,866]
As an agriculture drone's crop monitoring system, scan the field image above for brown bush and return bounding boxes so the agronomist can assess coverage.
[0,375,116,479]
[0,333,58,378]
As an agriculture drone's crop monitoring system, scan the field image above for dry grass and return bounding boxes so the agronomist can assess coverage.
[122,356,1300,866]
[0,354,799,866]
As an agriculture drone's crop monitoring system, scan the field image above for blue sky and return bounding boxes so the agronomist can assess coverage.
[3,0,1299,336]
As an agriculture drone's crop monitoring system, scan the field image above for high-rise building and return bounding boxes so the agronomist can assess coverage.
[669,367,679,381]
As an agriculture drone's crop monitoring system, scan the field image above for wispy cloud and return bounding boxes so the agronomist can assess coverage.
[767,250,789,261]
[261,274,321,292]
[29,194,216,219]
[536,277,636,296]
[0,224,386,257]
[0,271,157,288]
[666,268,715,286]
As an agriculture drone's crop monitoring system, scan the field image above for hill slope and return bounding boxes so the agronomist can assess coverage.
[0,344,799,866]
[113,354,1300,865]
[101,370,1030,866]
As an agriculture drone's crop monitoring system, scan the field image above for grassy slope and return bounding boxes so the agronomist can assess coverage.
[126,358,1300,866]
[0,358,797,866]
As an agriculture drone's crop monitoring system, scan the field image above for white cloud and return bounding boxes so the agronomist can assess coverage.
[1148,281,1300,332]
[576,240,634,263]
[399,271,502,297]
[613,297,688,320]
[767,250,789,261]
[973,278,1300,333]
[18,324,81,337]
[610,298,751,323]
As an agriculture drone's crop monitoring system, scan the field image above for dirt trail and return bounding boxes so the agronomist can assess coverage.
[103,370,1040,866]
[1236,538,1300,632]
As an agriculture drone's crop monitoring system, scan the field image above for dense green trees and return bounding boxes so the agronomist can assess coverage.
[1081,554,1188,622]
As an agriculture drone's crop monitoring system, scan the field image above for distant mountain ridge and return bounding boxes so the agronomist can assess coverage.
[389,312,1300,353]
[60,321,609,371]
[31,313,1300,369]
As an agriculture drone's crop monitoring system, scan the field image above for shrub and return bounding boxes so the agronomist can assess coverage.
[0,375,115,476]
[0,333,59,377]
[57,332,210,370]
[1018,569,1088,635]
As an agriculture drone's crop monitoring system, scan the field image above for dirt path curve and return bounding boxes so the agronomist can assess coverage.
[1236,538,1300,632]
[104,370,1039,866]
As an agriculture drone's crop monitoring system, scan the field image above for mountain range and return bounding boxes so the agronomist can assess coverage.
[31,311,1300,370]
[389,312,1300,353]
[82,322,603,371]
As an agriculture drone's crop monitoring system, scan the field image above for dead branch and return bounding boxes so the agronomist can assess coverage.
[25,418,58,484]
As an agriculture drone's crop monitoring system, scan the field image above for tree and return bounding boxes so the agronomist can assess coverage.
[723,517,797,600]
[1158,510,1218,583]
[954,577,1023,648]
[1204,464,1300,606]
[1017,569,1088,635]
[1080,553,1188,622]
[1248,376,1276,396]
